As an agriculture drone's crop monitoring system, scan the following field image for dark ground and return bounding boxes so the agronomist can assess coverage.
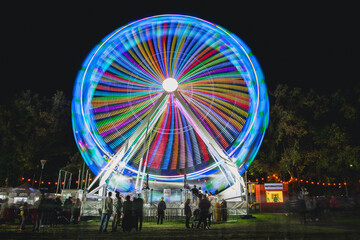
[1,213,360,240]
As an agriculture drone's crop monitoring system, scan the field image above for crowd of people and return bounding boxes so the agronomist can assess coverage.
[288,187,359,224]
[97,185,228,232]
[1,185,359,233]
[0,186,229,232]
[0,195,82,231]
[98,192,144,232]
[187,185,228,229]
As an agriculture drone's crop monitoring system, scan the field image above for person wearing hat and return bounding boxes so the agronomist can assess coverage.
[157,197,166,224]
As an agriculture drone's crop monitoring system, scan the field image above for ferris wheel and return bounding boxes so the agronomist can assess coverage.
[72,14,269,194]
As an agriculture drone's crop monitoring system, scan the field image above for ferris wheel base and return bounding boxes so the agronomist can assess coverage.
[217,179,246,202]
[86,172,246,203]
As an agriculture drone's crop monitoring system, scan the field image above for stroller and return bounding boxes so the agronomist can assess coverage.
[191,208,201,228]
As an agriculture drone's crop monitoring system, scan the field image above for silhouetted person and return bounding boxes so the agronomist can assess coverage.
[329,195,340,211]
[0,198,9,223]
[73,198,81,224]
[112,192,122,232]
[19,202,29,231]
[208,193,215,224]
[191,185,199,196]
[184,199,192,229]
[134,194,144,231]
[197,195,210,229]
[64,197,73,223]
[157,197,166,224]
[221,199,227,222]
[297,195,306,224]
[99,192,113,232]
[33,195,45,231]
[122,195,132,232]
[54,197,62,226]
[214,198,221,222]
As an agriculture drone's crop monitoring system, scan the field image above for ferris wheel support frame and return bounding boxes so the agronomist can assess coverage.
[134,117,150,194]
[87,89,246,196]
[87,93,167,194]
[173,91,241,185]
[134,90,246,195]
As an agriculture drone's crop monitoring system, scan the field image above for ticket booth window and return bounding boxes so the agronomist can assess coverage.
[266,191,283,203]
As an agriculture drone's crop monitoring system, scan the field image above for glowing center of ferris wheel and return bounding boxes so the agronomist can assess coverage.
[162,78,178,92]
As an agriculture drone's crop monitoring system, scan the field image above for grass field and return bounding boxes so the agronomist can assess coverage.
[1,213,359,240]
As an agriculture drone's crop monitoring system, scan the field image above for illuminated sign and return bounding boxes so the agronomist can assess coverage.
[264,183,283,190]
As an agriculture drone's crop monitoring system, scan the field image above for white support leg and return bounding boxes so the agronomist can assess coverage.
[173,91,239,186]
[88,93,168,192]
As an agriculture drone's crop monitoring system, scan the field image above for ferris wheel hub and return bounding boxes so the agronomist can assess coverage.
[162,78,178,92]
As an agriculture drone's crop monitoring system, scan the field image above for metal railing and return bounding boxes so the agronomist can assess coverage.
[81,200,247,220]
[143,207,246,222]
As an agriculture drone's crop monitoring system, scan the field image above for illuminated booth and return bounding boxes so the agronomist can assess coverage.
[3,183,41,205]
[255,183,289,212]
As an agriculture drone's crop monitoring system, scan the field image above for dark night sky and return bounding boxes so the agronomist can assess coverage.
[2,1,359,102]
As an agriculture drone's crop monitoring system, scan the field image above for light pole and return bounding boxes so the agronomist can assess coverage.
[38,159,47,189]
[245,170,249,215]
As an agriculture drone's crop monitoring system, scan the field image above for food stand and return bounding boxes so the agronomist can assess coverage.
[255,183,289,212]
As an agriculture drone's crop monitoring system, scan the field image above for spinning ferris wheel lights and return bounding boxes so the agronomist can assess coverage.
[71,14,269,194]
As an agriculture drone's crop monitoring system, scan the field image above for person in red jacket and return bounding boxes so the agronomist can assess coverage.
[329,196,340,211]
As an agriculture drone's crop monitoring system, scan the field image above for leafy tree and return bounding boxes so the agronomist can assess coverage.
[0,90,77,186]
[251,84,359,192]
